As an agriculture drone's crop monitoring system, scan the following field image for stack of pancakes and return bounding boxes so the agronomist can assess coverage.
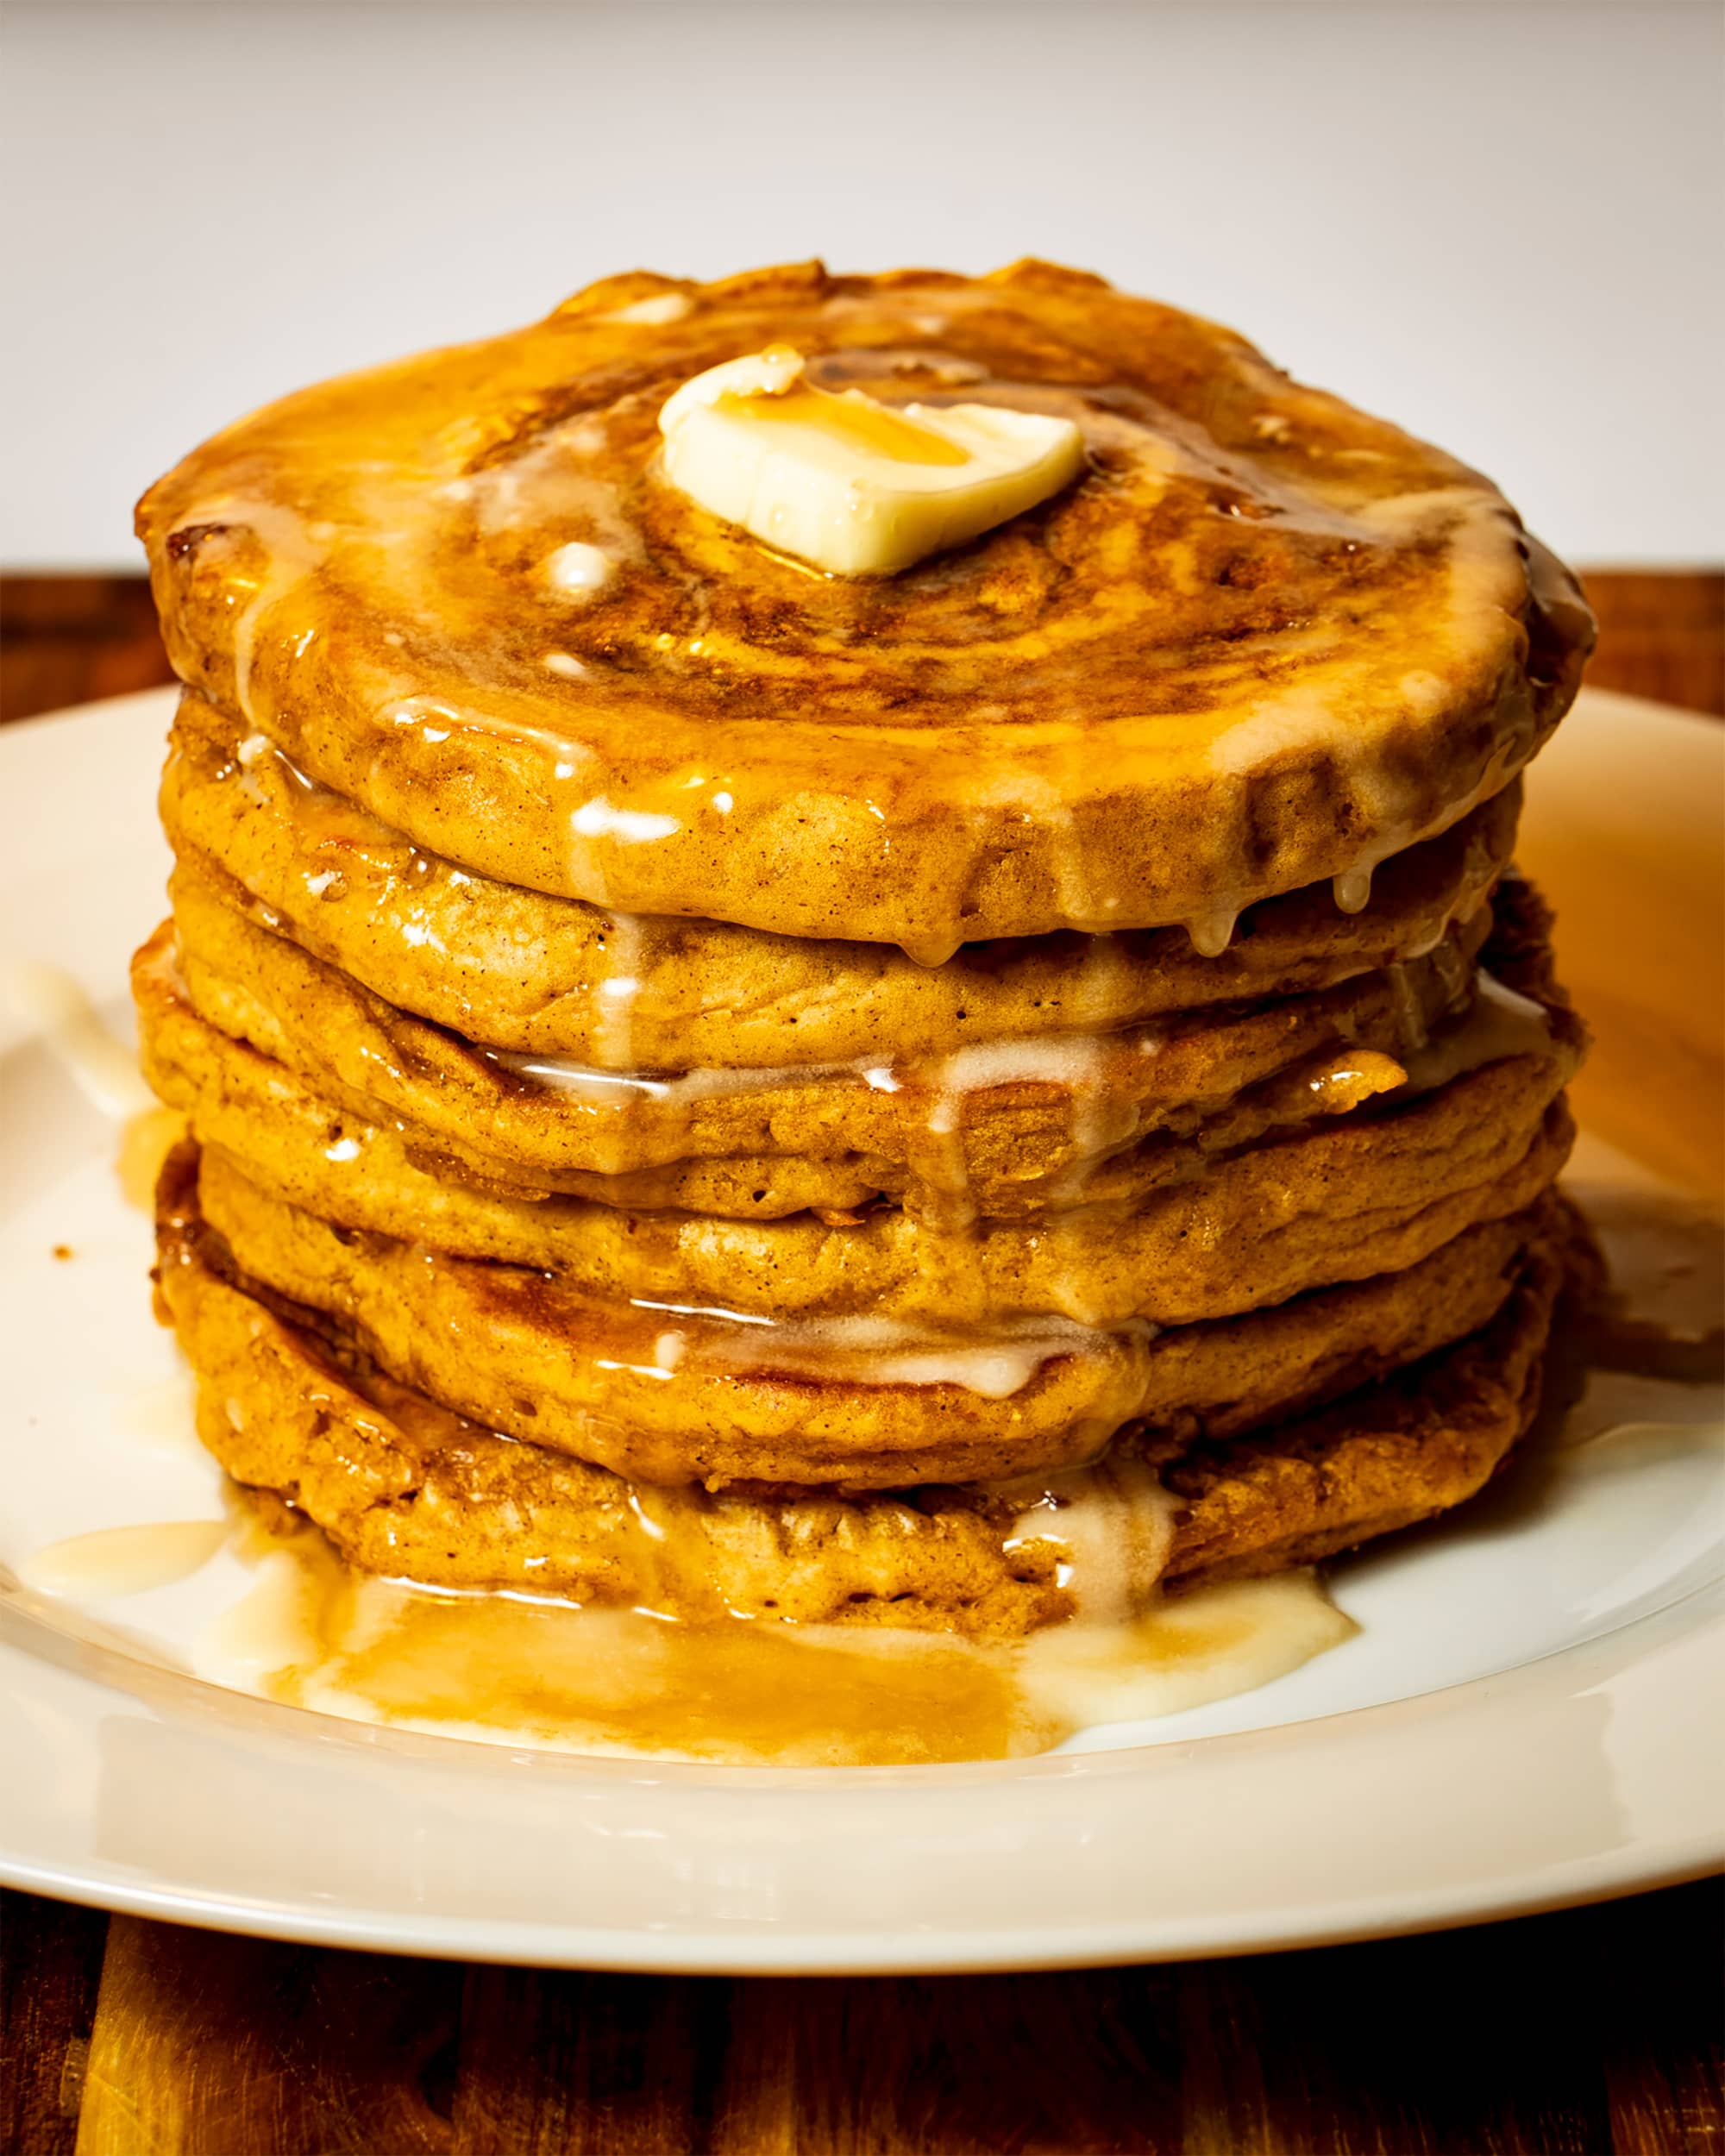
[133,260,1594,1638]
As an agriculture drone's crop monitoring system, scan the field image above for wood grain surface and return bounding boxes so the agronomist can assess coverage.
[1,570,1721,2156]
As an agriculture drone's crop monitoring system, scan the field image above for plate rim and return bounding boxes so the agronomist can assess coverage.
[3,1587,1720,1972]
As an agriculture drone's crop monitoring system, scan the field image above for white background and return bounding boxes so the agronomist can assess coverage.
[2,0,1719,568]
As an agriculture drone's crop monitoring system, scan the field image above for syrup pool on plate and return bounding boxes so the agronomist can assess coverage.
[191,1505,1352,1768]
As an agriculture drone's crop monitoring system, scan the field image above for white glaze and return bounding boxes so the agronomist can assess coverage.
[6,962,154,1119]
[543,542,615,597]
[593,913,646,1071]
[1399,969,1554,1093]
[1184,906,1240,959]
[999,1455,1181,1620]
[571,798,681,845]
[603,292,694,327]
[22,1520,227,1600]
[677,1309,1148,1401]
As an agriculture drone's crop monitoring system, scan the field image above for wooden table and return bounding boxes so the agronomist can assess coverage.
[2,571,1721,2156]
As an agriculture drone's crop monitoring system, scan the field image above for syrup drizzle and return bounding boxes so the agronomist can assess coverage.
[485,1018,1165,1219]
[187,719,1514,1100]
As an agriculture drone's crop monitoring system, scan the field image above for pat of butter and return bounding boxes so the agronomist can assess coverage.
[657,348,1085,574]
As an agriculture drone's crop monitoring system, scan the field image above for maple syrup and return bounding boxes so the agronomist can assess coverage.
[194,1512,1352,1767]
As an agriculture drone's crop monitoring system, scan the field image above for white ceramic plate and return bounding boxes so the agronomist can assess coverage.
[1,684,1720,1973]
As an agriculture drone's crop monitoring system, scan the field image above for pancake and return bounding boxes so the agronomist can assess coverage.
[132,256,1596,1698]
[162,686,1521,1070]
[156,1142,1573,1632]
[155,873,1506,1216]
[137,259,1591,951]
[138,925,1578,1339]
[191,1109,1571,1489]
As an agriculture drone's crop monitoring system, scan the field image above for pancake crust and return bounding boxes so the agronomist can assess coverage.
[163,688,1521,1070]
[1157,1229,1566,1583]
[155,1145,1574,1633]
[137,260,1591,948]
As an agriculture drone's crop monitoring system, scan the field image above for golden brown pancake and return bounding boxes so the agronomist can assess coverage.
[163,687,1521,1070]
[156,1142,1573,1631]
[154,876,1521,1219]
[139,922,1578,1340]
[137,260,1591,951]
[191,1114,1571,1490]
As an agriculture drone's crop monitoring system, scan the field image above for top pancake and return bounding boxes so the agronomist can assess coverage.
[136,259,1592,951]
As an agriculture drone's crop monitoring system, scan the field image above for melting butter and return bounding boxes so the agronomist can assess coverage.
[657,347,1085,576]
